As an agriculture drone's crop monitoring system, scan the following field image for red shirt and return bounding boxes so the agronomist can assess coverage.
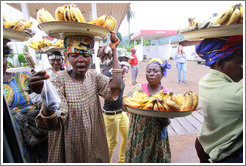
[129,53,138,66]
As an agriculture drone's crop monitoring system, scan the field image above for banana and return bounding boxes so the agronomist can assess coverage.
[175,94,185,106]
[102,16,113,31]
[43,8,55,21]
[88,15,106,26]
[163,101,174,111]
[14,19,25,31]
[238,5,243,24]
[37,8,48,24]
[165,100,181,111]
[127,96,149,105]
[225,7,241,25]
[181,93,193,111]
[3,14,8,28]
[28,42,39,50]
[123,98,141,108]
[188,91,198,111]
[142,101,154,110]
[23,20,33,29]
[188,18,199,27]
[64,6,72,21]
[70,5,80,22]
[55,6,66,21]
[132,91,140,99]
[109,15,116,31]
[212,6,235,25]
[72,5,86,22]
[156,101,166,111]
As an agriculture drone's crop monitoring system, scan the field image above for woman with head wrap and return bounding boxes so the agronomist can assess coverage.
[125,58,172,163]
[28,33,122,163]
[194,35,243,163]
[3,39,48,163]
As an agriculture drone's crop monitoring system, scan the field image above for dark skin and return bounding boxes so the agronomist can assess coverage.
[213,49,243,82]
[28,33,121,129]
[146,63,170,126]
[49,58,63,73]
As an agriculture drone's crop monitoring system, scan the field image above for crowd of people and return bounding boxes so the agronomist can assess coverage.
[3,30,243,163]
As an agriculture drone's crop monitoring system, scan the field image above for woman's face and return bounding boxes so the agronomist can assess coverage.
[68,53,91,75]
[221,51,243,82]
[49,58,63,71]
[146,63,163,85]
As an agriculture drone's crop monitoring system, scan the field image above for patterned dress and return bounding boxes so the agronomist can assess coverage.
[38,70,119,163]
[125,84,171,163]
[3,72,48,163]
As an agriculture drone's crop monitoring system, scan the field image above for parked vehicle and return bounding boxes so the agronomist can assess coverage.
[194,54,205,64]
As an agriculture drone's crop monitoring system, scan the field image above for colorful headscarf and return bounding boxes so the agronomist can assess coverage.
[148,58,171,77]
[64,35,94,55]
[195,35,243,66]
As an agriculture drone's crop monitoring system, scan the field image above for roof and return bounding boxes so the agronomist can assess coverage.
[131,30,178,40]
[7,3,130,32]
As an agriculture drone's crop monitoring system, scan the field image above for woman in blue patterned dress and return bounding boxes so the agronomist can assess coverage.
[3,39,48,163]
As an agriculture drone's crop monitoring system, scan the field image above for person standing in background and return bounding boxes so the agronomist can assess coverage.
[174,44,187,84]
[129,48,138,85]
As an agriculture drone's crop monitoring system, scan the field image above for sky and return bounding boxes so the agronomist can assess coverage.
[2,1,244,39]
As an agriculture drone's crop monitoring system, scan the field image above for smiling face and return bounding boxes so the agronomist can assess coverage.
[146,63,163,86]
[68,53,91,76]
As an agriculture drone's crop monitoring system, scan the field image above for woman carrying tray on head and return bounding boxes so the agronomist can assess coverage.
[28,32,122,163]
[195,35,243,163]
[125,58,172,163]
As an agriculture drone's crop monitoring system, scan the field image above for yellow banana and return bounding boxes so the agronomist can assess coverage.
[43,8,55,21]
[132,91,140,99]
[188,18,198,27]
[109,15,116,31]
[88,15,106,26]
[127,96,149,105]
[55,6,65,21]
[175,94,185,106]
[102,16,113,31]
[156,101,166,111]
[181,93,193,111]
[225,7,241,25]
[64,6,72,21]
[28,42,39,50]
[165,100,181,111]
[3,14,8,28]
[14,19,25,31]
[72,5,86,22]
[23,20,33,29]
[153,101,159,110]
[163,101,174,111]
[238,5,243,24]
[188,91,198,111]
[142,101,154,110]
[212,6,235,25]
[123,98,141,108]
[70,5,80,22]
[37,8,48,24]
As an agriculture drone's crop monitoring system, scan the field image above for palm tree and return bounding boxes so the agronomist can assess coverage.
[127,7,135,43]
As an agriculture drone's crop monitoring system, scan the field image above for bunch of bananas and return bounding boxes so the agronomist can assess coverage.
[37,8,55,24]
[53,39,64,47]
[88,14,116,31]
[55,4,86,22]
[212,3,243,26]
[28,39,53,50]
[3,16,33,31]
[123,90,198,112]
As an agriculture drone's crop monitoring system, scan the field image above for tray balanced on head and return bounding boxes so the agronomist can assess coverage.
[181,24,243,40]
[38,21,111,41]
[3,28,33,42]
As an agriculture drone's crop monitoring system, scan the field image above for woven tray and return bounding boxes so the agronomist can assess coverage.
[182,24,243,40]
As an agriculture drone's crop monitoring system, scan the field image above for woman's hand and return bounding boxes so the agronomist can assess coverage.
[29,70,50,94]
[109,32,120,50]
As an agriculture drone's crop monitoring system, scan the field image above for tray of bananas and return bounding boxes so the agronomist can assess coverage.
[3,28,33,42]
[123,90,198,118]
[181,3,243,40]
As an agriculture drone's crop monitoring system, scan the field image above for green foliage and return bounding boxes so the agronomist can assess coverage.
[7,61,13,68]
[23,45,29,53]
[18,53,26,66]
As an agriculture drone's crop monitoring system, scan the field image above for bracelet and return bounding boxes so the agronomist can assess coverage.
[111,69,123,73]
[39,109,57,119]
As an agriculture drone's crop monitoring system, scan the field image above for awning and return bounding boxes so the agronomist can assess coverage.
[131,30,177,40]
[6,2,130,32]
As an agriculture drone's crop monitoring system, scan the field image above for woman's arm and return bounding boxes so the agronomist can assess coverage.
[109,33,122,89]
